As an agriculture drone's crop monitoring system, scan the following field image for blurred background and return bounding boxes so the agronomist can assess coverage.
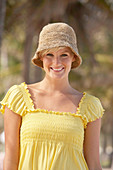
[0,0,113,169]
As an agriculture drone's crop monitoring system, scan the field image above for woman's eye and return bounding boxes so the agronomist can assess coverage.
[46,53,53,57]
[61,54,68,57]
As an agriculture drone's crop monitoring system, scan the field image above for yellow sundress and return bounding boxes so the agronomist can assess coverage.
[0,82,105,170]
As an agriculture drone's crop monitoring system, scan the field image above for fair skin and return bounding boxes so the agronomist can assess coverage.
[3,106,21,170]
[3,47,102,170]
[83,118,102,170]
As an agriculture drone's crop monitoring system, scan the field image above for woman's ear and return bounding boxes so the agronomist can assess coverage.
[72,55,76,62]
[39,56,43,61]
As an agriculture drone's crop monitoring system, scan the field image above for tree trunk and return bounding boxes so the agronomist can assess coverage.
[103,134,107,154]
[23,26,34,83]
[34,66,42,83]
[0,0,6,52]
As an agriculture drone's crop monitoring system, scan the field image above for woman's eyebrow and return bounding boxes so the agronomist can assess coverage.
[62,51,69,53]
[61,51,70,54]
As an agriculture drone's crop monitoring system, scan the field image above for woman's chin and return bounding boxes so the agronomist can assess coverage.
[49,74,65,80]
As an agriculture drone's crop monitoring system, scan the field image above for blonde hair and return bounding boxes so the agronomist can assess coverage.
[38,46,74,59]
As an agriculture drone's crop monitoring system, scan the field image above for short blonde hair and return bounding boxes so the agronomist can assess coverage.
[38,46,74,59]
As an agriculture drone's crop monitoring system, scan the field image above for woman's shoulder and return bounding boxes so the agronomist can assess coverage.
[83,92,103,104]
[79,92,105,128]
[0,82,28,116]
[69,88,83,98]
[26,82,42,91]
[25,82,46,99]
[79,91,105,113]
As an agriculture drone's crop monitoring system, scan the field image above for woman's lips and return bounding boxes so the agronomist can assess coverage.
[50,67,64,72]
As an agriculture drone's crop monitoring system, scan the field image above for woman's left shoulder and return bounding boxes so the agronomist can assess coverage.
[84,92,103,106]
[79,92,105,129]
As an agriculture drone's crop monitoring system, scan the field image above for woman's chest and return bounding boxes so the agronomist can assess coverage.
[20,112,84,150]
[32,92,81,113]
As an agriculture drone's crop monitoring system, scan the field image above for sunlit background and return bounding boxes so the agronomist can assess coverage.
[0,0,113,169]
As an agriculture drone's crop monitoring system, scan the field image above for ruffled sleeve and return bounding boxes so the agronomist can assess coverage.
[0,84,27,116]
[80,93,105,129]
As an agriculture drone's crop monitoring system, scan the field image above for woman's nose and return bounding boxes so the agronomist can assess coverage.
[53,57,61,65]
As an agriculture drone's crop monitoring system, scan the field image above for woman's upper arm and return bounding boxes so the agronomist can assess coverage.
[4,106,22,164]
[83,118,102,170]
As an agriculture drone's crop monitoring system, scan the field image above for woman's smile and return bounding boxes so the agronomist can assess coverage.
[50,67,64,72]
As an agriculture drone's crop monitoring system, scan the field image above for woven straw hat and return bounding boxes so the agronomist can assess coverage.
[31,22,82,69]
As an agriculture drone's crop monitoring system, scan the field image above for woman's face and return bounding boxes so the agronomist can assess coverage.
[40,47,75,80]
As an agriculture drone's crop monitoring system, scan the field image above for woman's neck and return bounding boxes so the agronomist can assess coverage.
[39,76,73,94]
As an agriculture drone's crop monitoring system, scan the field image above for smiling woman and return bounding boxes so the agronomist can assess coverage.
[39,47,76,80]
[0,22,105,170]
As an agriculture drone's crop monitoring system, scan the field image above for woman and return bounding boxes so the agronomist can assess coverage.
[0,22,104,170]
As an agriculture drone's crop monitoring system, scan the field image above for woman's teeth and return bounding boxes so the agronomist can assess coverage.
[50,67,64,71]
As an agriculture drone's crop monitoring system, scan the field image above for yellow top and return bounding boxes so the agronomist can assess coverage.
[0,82,105,170]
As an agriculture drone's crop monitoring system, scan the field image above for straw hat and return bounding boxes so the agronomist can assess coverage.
[31,22,82,69]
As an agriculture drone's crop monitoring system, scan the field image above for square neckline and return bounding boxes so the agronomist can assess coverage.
[21,82,87,115]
